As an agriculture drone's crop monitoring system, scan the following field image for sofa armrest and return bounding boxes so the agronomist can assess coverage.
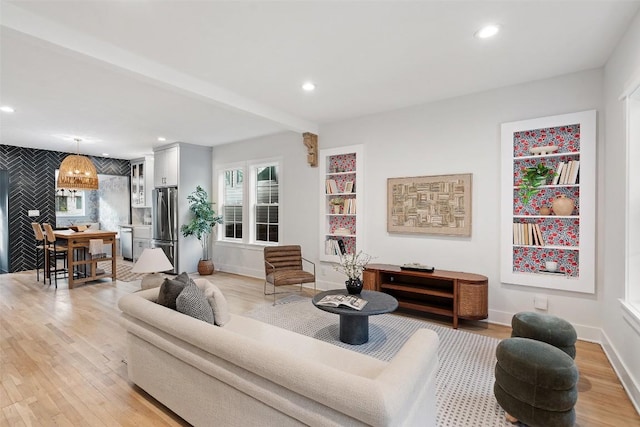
[375,328,439,426]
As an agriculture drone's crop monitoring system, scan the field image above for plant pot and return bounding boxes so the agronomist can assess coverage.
[539,206,551,216]
[345,278,363,295]
[552,195,575,216]
[198,259,214,275]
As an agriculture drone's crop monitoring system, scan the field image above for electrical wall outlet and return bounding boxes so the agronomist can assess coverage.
[534,295,548,310]
[28,210,40,217]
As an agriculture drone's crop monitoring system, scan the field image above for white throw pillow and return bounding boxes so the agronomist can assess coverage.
[193,278,231,326]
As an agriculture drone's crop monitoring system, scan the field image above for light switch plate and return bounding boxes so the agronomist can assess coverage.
[534,295,548,310]
[28,210,40,217]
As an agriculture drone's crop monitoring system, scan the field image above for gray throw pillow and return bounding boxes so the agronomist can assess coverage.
[157,277,188,310]
[174,271,191,284]
[176,281,215,324]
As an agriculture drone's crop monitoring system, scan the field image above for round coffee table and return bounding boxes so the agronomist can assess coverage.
[312,289,398,345]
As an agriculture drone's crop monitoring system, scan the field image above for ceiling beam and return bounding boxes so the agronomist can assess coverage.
[1,3,319,135]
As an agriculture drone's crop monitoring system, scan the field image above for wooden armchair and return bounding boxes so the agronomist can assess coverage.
[264,245,316,305]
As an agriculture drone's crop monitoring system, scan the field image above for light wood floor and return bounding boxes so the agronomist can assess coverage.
[1,266,638,426]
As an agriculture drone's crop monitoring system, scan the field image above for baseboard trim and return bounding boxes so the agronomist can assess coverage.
[601,330,640,415]
[488,309,601,342]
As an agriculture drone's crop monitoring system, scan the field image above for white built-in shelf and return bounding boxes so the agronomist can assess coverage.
[501,110,596,294]
[318,145,364,263]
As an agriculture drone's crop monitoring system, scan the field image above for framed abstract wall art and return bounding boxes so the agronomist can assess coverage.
[387,173,472,236]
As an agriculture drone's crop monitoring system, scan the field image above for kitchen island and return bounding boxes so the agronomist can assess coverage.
[54,229,117,288]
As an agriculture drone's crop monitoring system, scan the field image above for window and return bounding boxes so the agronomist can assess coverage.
[222,168,243,239]
[54,171,86,216]
[218,160,281,245]
[255,165,279,243]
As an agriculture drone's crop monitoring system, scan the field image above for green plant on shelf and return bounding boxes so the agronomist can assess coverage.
[519,163,556,204]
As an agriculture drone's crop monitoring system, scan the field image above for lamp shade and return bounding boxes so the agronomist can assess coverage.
[131,248,174,273]
[57,154,99,190]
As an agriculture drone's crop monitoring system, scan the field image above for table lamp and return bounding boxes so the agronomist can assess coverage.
[131,248,174,290]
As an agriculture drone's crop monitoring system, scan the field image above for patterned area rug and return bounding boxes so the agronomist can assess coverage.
[97,259,145,282]
[244,295,511,427]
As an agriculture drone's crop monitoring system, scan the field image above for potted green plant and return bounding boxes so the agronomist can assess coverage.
[519,163,556,204]
[181,185,223,275]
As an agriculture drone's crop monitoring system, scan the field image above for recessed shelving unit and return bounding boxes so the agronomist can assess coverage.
[500,110,596,293]
[318,145,363,263]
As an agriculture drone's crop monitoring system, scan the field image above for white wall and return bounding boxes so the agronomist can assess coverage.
[602,10,640,413]
[212,132,319,279]
[320,69,605,339]
[213,68,605,339]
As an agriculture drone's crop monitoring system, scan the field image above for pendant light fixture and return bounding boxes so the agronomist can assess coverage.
[56,138,99,190]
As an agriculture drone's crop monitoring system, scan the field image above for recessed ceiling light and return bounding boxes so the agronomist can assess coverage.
[302,82,316,92]
[475,24,500,39]
[102,153,110,157]
[0,106,15,113]
[157,137,166,142]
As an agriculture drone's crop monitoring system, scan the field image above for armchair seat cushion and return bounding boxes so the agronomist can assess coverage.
[267,270,315,286]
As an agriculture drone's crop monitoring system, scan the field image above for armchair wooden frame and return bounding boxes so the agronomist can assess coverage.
[264,245,316,305]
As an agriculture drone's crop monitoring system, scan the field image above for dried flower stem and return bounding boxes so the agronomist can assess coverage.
[334,251,373,280]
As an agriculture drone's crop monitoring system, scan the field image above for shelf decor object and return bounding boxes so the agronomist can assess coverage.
[318,145,363,262]
[500,110,596,293]
[387,173,472,236]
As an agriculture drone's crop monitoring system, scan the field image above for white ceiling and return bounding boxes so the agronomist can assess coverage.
[1,1,639,160]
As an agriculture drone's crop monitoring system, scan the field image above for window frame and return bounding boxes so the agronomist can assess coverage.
[251,162,280,244]
[625,86,640,309]
[219,163,245,242]
[217,158,282,246]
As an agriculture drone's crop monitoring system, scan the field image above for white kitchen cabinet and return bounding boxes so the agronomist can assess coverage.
[131,156,154,207]
[132,237,151,262]
[154,146,178,187]
[132,226,152,262]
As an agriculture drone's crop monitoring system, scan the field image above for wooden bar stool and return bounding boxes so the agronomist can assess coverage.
[42,223,68,289]
[31,223,47,283]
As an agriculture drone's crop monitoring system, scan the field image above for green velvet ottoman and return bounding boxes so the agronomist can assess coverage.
[494,337,579,427]
[512,312,578,358]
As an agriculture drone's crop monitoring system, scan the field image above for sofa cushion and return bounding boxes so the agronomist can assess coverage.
[157,272,191,309]
[176,281,215,324]
[194,278,230,326]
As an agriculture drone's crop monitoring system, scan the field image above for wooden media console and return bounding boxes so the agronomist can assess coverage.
[363,264,488,328]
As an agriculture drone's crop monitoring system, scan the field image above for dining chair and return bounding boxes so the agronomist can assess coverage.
[264,245,316,305]
[31,223,47,283]
[42,223,68,288]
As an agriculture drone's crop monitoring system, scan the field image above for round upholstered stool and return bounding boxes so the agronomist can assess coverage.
[512,312,577,358]
[494,337,579,427]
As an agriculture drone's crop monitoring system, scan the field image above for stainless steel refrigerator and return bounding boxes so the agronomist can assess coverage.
[152,187,178,274]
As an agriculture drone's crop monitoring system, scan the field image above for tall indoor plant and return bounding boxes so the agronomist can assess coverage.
[181,185,223,275]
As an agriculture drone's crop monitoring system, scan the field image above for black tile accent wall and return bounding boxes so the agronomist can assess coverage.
[0,144,130,272]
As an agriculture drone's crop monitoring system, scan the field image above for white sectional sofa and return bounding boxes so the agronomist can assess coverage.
[118,285,439,427]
